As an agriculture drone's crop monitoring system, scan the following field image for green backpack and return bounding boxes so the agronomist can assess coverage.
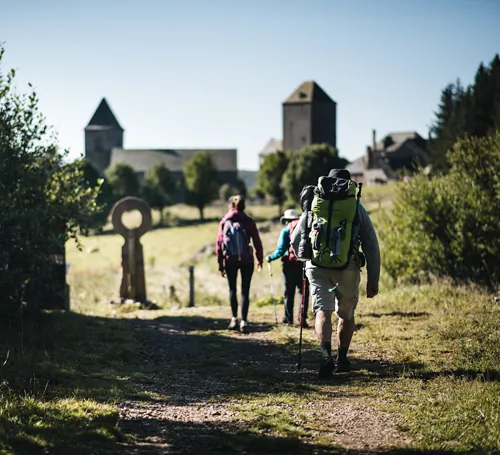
[310,176,362,269]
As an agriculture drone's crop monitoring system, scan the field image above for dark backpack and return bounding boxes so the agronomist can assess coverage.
[222,218,252,262]
[286,219,300,263]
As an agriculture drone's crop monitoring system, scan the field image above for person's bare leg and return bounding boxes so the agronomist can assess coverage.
[315,310,333,343]
[316,310,335,377]
[337,316,355,349]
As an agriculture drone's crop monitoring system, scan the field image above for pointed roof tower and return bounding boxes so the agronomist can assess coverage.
[86,98,123,130]
[283,81,336,104]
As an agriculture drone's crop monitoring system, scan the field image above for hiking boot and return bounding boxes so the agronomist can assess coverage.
[299,319,309,328]
[228,317,238,330]
[282,317,293,325]
[239,320,249,334]
[318,356,335,378]
[335,357,351,373]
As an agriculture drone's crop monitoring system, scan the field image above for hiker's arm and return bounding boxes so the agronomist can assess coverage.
[358,205,380,290]
[215,219,225,272]
[290,212,306,255]
[249,219,263,266]
[268,227,290,261]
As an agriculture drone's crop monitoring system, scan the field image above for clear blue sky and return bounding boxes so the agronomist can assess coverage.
[2,0,499,171]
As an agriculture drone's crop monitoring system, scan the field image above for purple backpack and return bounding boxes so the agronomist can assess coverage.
[222,218,252,262]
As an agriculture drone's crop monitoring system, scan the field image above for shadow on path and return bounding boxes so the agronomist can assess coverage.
[116,416,460,455]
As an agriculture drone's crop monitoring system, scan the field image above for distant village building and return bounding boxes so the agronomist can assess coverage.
[84,98,239,201]
[256,81,427,187]
[259,81,337,164]
[346,130,427,186]
[283,81,337,154]
[258,138,283,165]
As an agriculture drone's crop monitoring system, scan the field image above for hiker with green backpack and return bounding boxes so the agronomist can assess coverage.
[291,169,380,378]
[265,209,310,327]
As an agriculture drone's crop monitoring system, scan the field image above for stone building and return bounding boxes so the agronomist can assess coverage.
[259,80,337,164]
[85,98,124,174]
[347,130,427,185]
[283,81,337,154]
[84,98,239,200]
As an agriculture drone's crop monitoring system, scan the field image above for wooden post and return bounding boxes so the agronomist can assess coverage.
[188,265,195,307]
[128,229,136,298]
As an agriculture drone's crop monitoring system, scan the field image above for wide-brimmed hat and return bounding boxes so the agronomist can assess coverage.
[280,209,300,224]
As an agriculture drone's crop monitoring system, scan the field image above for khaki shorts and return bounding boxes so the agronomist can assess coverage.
[306,264,361,320]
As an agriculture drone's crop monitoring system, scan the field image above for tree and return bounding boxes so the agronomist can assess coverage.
[428,54,500,173]
[247,187,265,202]
[282,144,348,203]
[183,151,219,220]
[0,44,100,312]
[219,183,234,202]
[234,177,247,198]
[219,179,247,202]
[143,163,176,226]
[105,162,140,201]
[382,132,500,289]
[256,150,290,214]
[82,161,114,231]
[428,82,466,172]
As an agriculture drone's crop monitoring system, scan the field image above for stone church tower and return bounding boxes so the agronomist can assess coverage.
[85,98,124,175]
[282,81,337,154]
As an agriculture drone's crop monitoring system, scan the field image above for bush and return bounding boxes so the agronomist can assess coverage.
[380,132,500,289]
[219,179,247,203]
[219,183,236,202]
[105,162,140,200]
[82,161,114,231]
[254,295,284,308]
[0,45,100,312]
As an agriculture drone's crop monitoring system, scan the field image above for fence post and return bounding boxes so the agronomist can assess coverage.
[188,265,195,307]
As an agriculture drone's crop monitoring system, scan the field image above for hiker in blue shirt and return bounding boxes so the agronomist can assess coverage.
[266,209,310,327]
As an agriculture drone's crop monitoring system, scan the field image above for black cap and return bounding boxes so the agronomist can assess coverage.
[328,169,351,179]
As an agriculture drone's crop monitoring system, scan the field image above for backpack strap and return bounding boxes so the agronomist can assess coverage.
[346,183,363,266]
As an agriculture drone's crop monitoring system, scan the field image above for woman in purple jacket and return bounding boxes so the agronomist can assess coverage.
[216,196,263,333]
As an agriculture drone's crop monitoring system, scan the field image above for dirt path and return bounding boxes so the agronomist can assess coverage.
[109,313,412,454]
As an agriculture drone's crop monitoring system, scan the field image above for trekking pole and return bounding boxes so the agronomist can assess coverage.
[298,263,307,371]
[267,262,278,324]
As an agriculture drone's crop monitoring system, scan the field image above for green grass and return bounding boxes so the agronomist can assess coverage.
[0,309,163,454]
[63,201,500,452]
[2,201,499,453]
[386,377,500,452]
[354,281,500,452]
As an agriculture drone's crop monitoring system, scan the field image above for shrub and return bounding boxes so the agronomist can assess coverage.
[219,183,236,202]
[0,45,100,312]
[380,132,500,289]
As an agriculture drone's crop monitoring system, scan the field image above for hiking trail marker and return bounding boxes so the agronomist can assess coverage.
[110,197,152,303]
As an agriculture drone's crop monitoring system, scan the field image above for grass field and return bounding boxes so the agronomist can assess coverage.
[1,182,499,454]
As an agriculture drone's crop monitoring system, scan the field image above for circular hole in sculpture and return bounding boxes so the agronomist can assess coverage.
[121,209,143,229]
